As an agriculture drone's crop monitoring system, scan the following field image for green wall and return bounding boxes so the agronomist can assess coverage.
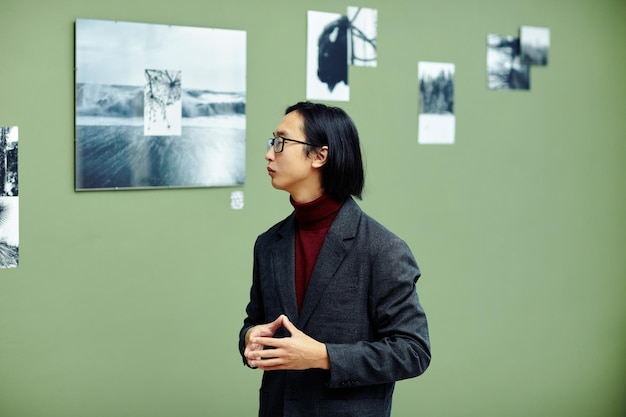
[1,0,624,416]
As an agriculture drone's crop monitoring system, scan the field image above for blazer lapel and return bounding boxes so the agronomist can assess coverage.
[270,215,299,321]
[297,199,360,329]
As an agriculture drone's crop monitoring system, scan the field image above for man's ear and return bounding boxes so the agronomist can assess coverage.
[311,146,329,168]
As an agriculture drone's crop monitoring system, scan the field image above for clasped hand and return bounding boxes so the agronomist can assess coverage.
[244,314,329,371]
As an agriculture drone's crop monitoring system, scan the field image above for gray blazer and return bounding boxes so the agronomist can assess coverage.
[239,198,431,417]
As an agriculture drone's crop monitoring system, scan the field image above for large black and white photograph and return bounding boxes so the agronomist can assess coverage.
[306,11,350,102]
[347,7,378,68]
[418,62,455,144]
[520,26,550,66]
[75,19,246,190]
[487,34,530,90]
[0,126,18,268]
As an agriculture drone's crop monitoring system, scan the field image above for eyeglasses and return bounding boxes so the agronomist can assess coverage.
[267,136,314,153]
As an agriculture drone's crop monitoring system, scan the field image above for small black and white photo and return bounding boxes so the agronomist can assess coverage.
[0,197,19,268]
[520,26,550,66]
[347,7,378,68]
[0,126,18,197]
[487,34,530,90]
[418,62,455,144]
[75,19,247,190]
[144,69,182,136]
[306,10,350,102]
[0,126,18,269]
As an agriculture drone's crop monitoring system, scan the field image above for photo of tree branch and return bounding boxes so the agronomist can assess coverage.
[487,34,530,90]
[347,7,377,68]
[144,69,182,136]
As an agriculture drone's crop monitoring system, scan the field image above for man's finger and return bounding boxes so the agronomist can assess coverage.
[252,336,286,348]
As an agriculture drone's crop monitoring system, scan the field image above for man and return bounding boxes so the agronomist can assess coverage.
[239,102,430,417]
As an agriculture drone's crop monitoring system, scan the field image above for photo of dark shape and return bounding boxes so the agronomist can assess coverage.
[347,7,378,68]
[317,15,349,92]
[306,11,349,101]
[74,19,246,190]
[487,34,530,90]
[0,126,18,197]
[306,8,378,101]
[521,26,550,66]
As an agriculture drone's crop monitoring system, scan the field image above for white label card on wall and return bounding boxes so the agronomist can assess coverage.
[230,191,244,210]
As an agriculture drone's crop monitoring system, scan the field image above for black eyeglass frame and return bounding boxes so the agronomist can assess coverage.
[267,136,315,153]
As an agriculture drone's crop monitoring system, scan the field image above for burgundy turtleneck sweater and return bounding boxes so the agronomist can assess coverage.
[291,194,344,312]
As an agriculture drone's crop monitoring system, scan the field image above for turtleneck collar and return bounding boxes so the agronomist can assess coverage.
[291,194,344,230]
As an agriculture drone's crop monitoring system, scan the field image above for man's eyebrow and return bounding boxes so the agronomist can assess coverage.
[274,130,287,137]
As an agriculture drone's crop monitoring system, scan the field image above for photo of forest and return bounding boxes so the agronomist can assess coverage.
[419,63,454,115]
[418,62,455,144]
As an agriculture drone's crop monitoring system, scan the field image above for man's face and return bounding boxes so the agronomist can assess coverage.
[265,111,320,200]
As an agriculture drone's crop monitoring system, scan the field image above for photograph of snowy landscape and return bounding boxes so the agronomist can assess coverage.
[418,62,455,144]
[521,26,550,66]
[75,19,246,190]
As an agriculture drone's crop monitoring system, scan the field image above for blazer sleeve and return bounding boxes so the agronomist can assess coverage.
[325,235,431,388]
[238,236,264,366]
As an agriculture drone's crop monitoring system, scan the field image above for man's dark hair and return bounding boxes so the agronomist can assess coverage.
[285,101,364,201]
